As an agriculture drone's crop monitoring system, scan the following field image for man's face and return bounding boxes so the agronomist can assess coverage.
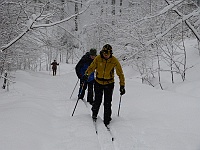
[102,50,111,59]
[90,55,96,59]
[103,53,111,59]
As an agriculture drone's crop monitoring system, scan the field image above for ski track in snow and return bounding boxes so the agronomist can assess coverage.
[0,69,171,150]
[1,55,200,150]
[0,66,165,150]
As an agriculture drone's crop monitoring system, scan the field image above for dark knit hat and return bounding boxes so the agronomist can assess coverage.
[89,48,97,56]
[101,44,113,55]
[102,44,112,51]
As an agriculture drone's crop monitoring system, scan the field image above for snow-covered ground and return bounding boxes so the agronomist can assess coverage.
[1,39,200,150]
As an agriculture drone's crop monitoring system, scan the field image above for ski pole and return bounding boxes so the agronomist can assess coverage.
[70,78,79,99]
[117,95,122,117]
[71,81,85,116]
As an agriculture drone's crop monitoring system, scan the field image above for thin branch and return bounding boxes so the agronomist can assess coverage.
[32,5,89,28]
[165,0,200,42]
[0,2,89,52]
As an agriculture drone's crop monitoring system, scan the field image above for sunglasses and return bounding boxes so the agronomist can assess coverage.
[102,50,111,55]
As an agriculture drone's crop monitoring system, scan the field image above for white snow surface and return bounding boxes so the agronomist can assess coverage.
[1,39,200,150]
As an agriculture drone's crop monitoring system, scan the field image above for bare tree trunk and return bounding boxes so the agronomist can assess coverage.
[39,58,42,71]
[156,45,163,90]
[66,50,69,64]
[198,39,200,56]
[170,57,174,83]
[119,0,122,14]
[75,0,78,31]
[169,35,174,84]
[111,0,115,25]
[181,20,187,81]
[71,47,74,64]
[2,70,7,89]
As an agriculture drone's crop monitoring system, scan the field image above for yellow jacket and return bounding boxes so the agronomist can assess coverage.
[85,55,125,86]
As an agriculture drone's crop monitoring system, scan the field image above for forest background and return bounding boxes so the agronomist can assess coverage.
[1,1,200,149]
[0,0,200,88]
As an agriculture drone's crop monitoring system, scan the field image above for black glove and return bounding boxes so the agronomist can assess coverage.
[78,74,82,79]
[83,74,89,81]
[120,86,125,95]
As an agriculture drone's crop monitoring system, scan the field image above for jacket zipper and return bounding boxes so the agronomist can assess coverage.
[102,59,107,84]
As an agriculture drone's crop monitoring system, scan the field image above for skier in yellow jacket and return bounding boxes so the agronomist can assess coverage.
[83,44,125,126]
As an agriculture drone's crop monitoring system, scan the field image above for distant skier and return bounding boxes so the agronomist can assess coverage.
[75,48,97,105]
[83,44,125,126]
[51,60,59,76]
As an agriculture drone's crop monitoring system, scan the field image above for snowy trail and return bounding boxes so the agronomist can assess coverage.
[1,60,200,150]
[81,100,119,150]
[44,71,102,150]
[0,68,102,150]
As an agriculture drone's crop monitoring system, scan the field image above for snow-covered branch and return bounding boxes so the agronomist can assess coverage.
[32,6,88,28]
[0,2,89,52]
[136,0,185,23]
[146,9,199,46]
[0,2,48,52]
[1,30,29,52]
[145,6,200,46]
[165,0,200,42]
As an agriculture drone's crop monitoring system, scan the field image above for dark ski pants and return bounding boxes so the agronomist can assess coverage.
[52,69,57,76]
[92,81,114,122]
[78,79,94,103]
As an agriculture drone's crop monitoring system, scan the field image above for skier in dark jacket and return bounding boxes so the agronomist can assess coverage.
[75,48,97,104]
[51,60,59,76]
